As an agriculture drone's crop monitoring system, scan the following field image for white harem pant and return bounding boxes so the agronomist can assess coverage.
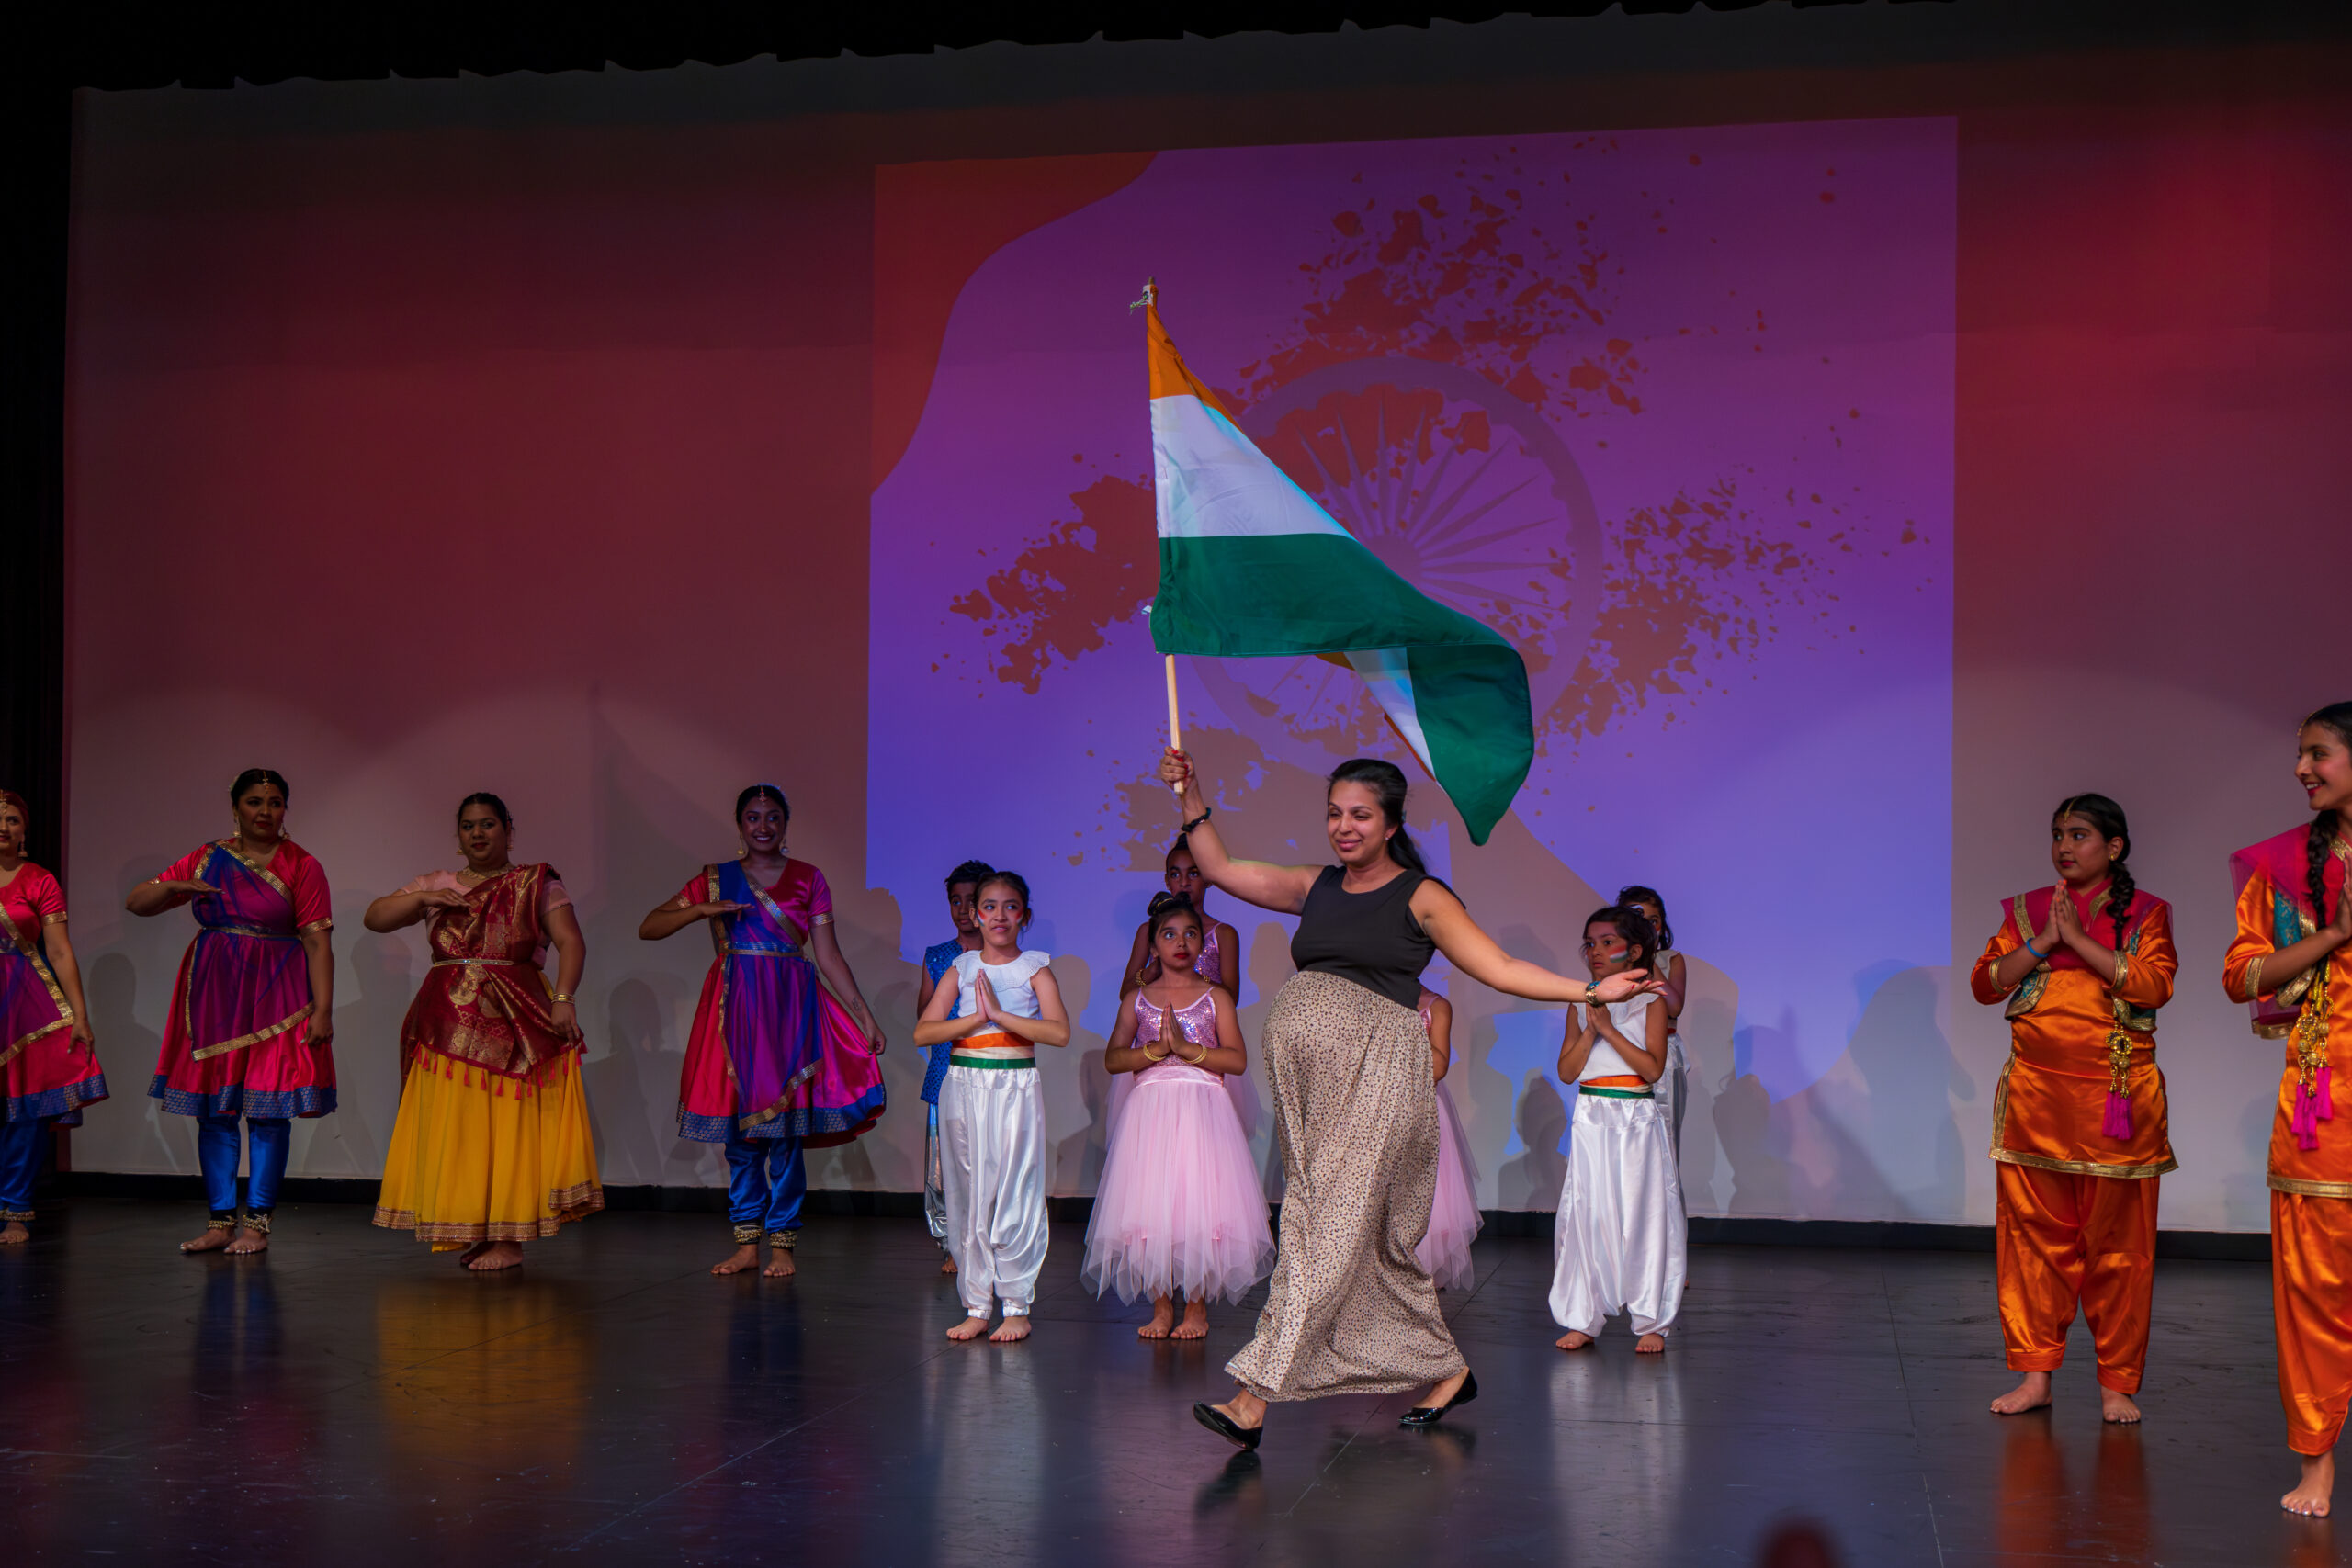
[1550,1090,1688,1338]
[939,1060,1049,1317]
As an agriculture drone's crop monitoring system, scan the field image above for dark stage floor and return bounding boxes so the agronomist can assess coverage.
[0,1201,2335,1566]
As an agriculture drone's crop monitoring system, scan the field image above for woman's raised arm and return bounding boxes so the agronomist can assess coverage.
[1159,749,1321,916]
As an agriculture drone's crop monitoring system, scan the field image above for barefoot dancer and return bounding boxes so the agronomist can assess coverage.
[914,872,1069,1343]
[1119,837,1241,998]
[641,784,888,1279]
[0,790,105,1246]
[1416,987,1484,1292]
[2225,703,2352,1516]
[367,794,602,1270]
[1973,794,2176,1425]
[1083,894,1272,1340]
[917,860,995,1274]
[1164,751,1660,1450]
[128,770,335,1255]
[1551,906,1684,1355]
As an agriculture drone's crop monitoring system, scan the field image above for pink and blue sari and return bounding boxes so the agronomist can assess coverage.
[676,858,885,1147]
[147,840,335,1119]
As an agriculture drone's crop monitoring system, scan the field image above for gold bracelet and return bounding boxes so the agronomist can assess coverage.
[1182,1044,1210,1065]
[551,992,575,1004]
[1141,1044,1170,1062]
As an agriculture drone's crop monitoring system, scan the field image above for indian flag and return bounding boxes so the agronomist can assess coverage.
[1145,298,1535,844]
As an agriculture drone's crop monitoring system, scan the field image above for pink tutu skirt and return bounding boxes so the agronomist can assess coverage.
[1416,1080,1484,1291]
[1081,1066,1273,1304]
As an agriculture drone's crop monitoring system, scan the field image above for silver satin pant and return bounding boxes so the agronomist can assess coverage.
[938,1064,1049,1317]
[923,1104,949,1245]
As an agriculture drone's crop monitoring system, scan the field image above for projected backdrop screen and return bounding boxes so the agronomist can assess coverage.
[871,121,1955,1213]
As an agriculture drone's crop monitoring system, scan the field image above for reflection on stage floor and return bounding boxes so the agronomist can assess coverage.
[0,1202,2329,1566]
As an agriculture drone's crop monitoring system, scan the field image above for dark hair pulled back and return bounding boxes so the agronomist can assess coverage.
[0,788,29,829]
[944,859,995,892]
[231,768,289,803]
[1615,885,1673,951]
[1586,903,1657,972]
[977,870,1034,929]
[1327,758,1428,874]
[2054,793,2135,946]
[2304,703,2352,926]
[456,792,513,830]
[736,783,789,824]
[1145,891,1202,929]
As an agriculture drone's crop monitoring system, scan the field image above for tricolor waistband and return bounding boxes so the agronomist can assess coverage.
[949,1055,1035,1070]
[1578,1081,1653,1100]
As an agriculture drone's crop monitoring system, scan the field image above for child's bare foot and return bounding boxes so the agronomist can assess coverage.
[181,1226,233,1254]
[2286,1450,2335,1516]
[0,1222,28,1246]
[1555,1330,1594,1351]
[711,1245,759,1275]
[940,1256,957,1274]
[1173,1299,1209,1340]
[464,1240,525,1271]
[1634,1332,1666,1354]
[2101,1387,2142,1424]
[224,1228,269,1256]
[762,1248,797,1278]
[946,1315,989,1340]
[989,1315,1032,1343]
[1990,1371,2052,1416]
[1139,1297,1175,1339]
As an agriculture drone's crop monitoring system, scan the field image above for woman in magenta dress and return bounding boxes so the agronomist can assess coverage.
[639,784,887,1278]
[0,789,105,1245]
[127,769,335,1254]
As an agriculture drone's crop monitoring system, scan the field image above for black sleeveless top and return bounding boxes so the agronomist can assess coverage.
[1290,866,1433,1010]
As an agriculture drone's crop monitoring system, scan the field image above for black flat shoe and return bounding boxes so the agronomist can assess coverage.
[1399,1370,1477,1427]
[1193,1401,1262,1450]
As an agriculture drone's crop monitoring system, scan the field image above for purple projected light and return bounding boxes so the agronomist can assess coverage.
[871,123,1953,1169]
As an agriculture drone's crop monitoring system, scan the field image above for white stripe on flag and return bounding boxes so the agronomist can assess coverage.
[1345,648,1437,775]
[1151,395,1351,542]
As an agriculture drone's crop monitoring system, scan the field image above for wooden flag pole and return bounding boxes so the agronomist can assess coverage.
[1165,654,1183,793]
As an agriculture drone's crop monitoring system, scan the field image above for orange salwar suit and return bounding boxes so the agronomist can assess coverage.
[2226,826,2352,1457]
[1972,883,2177,1393]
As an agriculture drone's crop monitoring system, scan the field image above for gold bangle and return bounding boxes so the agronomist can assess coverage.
[551,992,575,1004]
[1183,1044,1210,1065]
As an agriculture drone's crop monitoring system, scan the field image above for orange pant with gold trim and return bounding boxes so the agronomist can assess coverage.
[2272,1190,2352,1456]
[1995,1162,2157,1392]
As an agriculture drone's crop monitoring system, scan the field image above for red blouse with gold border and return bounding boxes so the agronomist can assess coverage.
[1970,882,2177,1179]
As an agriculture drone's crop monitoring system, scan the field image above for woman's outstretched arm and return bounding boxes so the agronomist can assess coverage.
[1415,883,1657,1006]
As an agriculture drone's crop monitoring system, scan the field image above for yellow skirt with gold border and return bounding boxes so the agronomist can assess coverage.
[373,1049,604,1249]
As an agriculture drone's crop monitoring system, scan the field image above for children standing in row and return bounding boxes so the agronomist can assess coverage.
[1551,903,1687,1354]
[914,871,1068,1343]
[1082,894,1273,1337]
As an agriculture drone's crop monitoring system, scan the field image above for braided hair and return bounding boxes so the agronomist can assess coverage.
[2054,793,2134,946]
[2304,703,2352,925]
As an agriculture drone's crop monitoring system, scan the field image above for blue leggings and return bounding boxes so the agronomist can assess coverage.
[198,1116,290,1218]
[0,1115,50,1221]
[726,1133,805,1246]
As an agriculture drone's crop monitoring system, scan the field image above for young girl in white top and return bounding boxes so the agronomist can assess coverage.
[1552,903,1685,1354]
[1417,986,1484,1291]
[1617,885,1688,1158]
[1083,895,1272,1339]
[913,872,1069,1343]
